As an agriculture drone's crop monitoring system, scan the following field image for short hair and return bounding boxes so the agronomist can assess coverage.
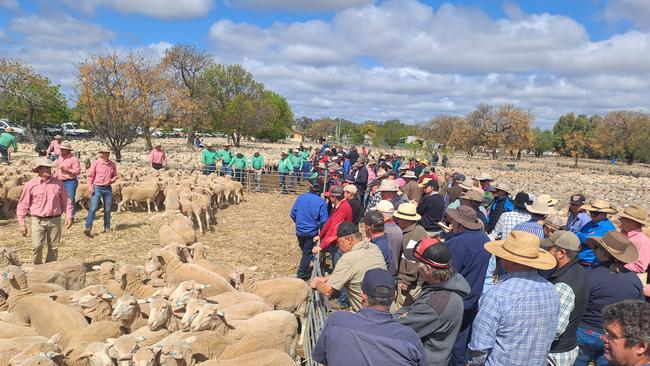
[417,262,455,283]
[563,249,579,260]
[367,225,384,233]
[366,294,393,308]
[602,300,650,349]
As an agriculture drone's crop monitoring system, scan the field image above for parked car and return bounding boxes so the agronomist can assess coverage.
[42,124,63,136]
[61,122,92,137]
[151,129,164,138]
[0,119,27,140]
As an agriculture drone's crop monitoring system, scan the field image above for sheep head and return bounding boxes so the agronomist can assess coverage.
[169,280,207,307]
[77,342,113,366]
[178,298,207,331]
[0,247,22,267]
[111,295,143,326]
[132,347,159,366]
[106,335,147,363]
[147,297,172,331]
[189,303,227,332]
[0,265,29,292]
[158,337,196,366]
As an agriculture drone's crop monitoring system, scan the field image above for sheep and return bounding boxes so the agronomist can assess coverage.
[119,266,158,299]
[0,246,22,267]
[200,349,295,366]
[76,342,113,366]
[105,335,149,364]
[0,320,38,338]
[220,301,272,322]
[63,320,124,366]
[206,291,267,309]
[24,268,68,290]
[177,299,208,331]
[168,280,208,307]
[118,182,162,213]
[0,335,60,366]
[230,180,244,204]
[187,243,233,280]
[170,218,196,245]
[75,184,92,211]
[27,283,66,295]
[129,326,172,348]
[156,336,196,366]
[159,225,186,248]
[132,346,158,366]
[111,295,148,333]
[149,247,234,297]
[69,285,115,322]
[92,262,123,298]
[147,297,181,332]
[11,351,63,366]
[25,259,87,290]
[163,186,181,212]
[190,192,212,234]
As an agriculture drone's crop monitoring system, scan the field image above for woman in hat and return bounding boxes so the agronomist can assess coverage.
[576,199,617,267]
[148,142,166,170]
[575,232,644,366]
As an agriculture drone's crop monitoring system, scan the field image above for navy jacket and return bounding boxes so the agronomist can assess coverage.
[446,230,491,309]
[371,234,393,273]
[417,193,445,231]
[290,192,329,236]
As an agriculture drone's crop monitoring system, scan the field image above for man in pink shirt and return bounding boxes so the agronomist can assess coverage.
[46,135,63,160]
[84,147,118,237]
[618,205,650,274]
[54,142,81,222]
[148,142,166,170]
[17,157,73,264]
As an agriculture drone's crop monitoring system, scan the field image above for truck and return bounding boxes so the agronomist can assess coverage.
[61,122,92,137]
[0,119,27,140]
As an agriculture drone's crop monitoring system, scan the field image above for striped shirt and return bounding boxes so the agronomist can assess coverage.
[513,219,545,238]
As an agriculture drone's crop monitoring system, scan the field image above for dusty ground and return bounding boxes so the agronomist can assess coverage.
[0,192,302,280]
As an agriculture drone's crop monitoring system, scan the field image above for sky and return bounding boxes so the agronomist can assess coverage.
[1,0,649,128]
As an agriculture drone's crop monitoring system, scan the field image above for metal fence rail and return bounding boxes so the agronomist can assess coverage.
[301,252,330,365]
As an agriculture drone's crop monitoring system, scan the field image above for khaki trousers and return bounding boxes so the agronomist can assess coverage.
[31,216,61,264]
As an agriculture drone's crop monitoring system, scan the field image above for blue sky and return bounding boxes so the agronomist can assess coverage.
[1,0,649,128]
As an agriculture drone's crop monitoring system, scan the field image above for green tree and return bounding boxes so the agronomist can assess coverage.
[254,91,294,142]
[375,119,409,148]
[532,128,554,157]
[552,113,600,167]
[424,115,463,146]
[597,110,650,164]
[0,58,69,142]
[293,116,313,132]
[305,118,336,141]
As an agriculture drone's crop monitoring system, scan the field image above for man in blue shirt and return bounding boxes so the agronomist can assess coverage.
[363,210,393,273]
[313,268,427,366]
[290,179,328,280]
[576,199,617,267]
[468,230,560,366]
[567,194,591,234]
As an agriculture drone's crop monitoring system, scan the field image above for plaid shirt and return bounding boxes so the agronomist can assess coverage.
[468,270,560,366]
[513,219,544,238]
[365,191,382,214]
[490,209,531,240]
[548,283,578,366]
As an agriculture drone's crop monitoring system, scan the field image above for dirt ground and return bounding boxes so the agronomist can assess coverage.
[0,192,303,280]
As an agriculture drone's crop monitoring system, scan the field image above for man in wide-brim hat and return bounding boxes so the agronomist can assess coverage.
[85,146,117,237]
[394,202,428,307]
[486,182,514,233]
[54,142,81,222]
[616,205,650,274]
[467,231,560,366]
[46,134,64,161]
[575,199,617,268]
[460,188,489,229]
[17,157,73,264]
[401,170,421,203]
[512,199,552,239]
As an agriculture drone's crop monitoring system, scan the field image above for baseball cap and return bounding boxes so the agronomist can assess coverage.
[452,173,466,182]
[363,210,385,227]
[325,185,344,198]
[343,184,358,194]
[540,230,580,251]
[308,179,323,192]
[404,237,452,269]
[373,200,395,214]
[421,179,439,190]
[337,222,359,237]
[361,269,395,299]
[570,194,586,205]
[343,175,355,184]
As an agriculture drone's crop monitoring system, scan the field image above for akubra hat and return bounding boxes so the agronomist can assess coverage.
[32,157,55,173]
[491,182,512,195]
[393,202,422,222]
[98,147,111,153]
[617,205,648,226]
[58,142,73,151]
[402,171,417,179]
[484,230,557,270]
[473,172,493,182]
[461,188,486,203]
[446,206,483,230]
[377,179,399,192]
[581,199,617,214]
[524,199,552,216]
[585,231,639,264]
[537,193,558,207]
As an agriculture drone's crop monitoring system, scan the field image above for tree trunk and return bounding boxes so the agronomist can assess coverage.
[112,146,122,163]
[25,106,35,143]
[235,133,242,147]
[186,129,195,147]
[516,150,522,160]
[144,134,152,151]
[574,155,579,168]
[492,150,498,159]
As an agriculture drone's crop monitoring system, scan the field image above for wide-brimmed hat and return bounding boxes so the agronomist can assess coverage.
[154,142,162,147]
[458,182,476,191]
[537,193,558,206]
[544,214,567,230]
[617,205,648,226]
[54,134,63,139]
[447,206,482,230]
[525,199,552,216]
[393,202,421,221]
[421,159,429,165]
[569,194,586,205]
[484,231,557,270]
[585,231,639,264]
[377,179,399,192]
[581,199,617,214]
[461,188,486,203]
[402,171,417,179]
[540,230,580,251]
[373,200,395,214]
[473,173,493,182]
[368,159,376,165]
[59,142,73,151]
[343,184,358,194]
[32,157,55,172]
[492,182,512,195]
[98,147,111,153]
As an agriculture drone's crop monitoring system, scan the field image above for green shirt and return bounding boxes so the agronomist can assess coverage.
[201,149,219,165]
[278,158,293,173]
[0,132,17,151]
[251,155,265,170]
[289,153,303,170]
[301,150,311,160]
[220,149,234,164]
[231,155,247,169]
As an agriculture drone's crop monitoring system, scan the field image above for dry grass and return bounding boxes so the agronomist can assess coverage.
[0,192,301,280]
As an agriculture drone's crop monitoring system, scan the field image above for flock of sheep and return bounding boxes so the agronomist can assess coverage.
[0,156,310,365]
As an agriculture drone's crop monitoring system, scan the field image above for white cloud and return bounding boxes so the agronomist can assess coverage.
[63,0,215,20]
[229,0,372,12]
[0,0,20,11]
[605,0,650,29]
[207,0,650,126]
[10,14,115,47]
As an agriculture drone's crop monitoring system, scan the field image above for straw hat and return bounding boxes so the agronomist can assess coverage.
[617,205,648,226]
[402,171,417,179]
[473,173,493,181]
[377,179,399,192]
[544,214,567,230]
[484,230,557,270]
[525,199,552,215]
[154,142,162,147]
[54,134,62,139]
[537,193,558,207]
[393,202,421,221]
[373,200,395,214]
[447,206,482,230]
[461,188,486,203]
[421,159,429,165]
[59,142,73,151]
[418,178,433,188]
[585,231,639,264]
[98,147,111,153]
[32,157,55,173]
[491,182,512,195]
[581,199,617,214]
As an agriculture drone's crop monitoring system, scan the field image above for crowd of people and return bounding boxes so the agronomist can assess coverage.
[289,144,650,366]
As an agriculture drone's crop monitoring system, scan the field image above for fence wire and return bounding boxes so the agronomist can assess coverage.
[301,252,330,366]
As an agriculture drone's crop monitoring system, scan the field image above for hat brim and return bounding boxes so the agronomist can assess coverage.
[377,188,399,192]
[617,212,648,226]
[98,149,111,154]
[493,187,511,195]
[585,236,639,264]
[32,163,55,172]
[580,204,617,214]
[59,146,73,151]
[402,174,417,179]
[484,240,556,270]
[524,203,550,216]
[393,211,421,221]
[446,208,482,230]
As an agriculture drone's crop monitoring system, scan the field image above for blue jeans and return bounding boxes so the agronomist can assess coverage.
[289,171,296,190]
[331,247,349,306]
[204,164,216,175]
[86,186,112,231]
[220,163,232,176]
[234,168,244,183]
[0,145,9,163]
[63,178,78,219]
[575,327,608,366]
[296,235,315,279]
[279,172,288,191]
[302,162,312,179]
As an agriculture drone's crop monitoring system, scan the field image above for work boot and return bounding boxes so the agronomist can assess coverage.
[83,228,93,238]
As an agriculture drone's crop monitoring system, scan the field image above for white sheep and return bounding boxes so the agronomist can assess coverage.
[187,243,233,280]
[211,348,296,366]
[111,295,148,333]
[118,181,162,213]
